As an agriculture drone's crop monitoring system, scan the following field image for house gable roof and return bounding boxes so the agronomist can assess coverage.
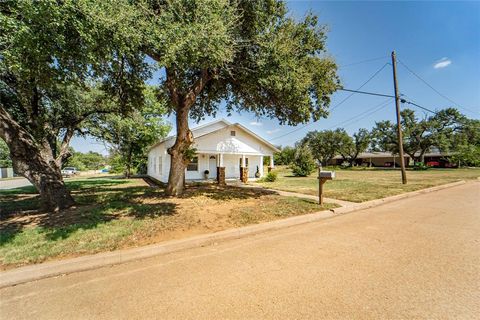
[148,119,279,153]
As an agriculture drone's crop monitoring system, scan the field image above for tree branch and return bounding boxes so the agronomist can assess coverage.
[56,127,75,166]
[0,104,37,148]
[166,67,180,108]
[184,69,211,108]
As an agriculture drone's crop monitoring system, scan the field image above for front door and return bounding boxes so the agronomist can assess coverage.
[209,155,217,179]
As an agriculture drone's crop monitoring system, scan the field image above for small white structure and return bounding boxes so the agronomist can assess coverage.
[147,119,279,183]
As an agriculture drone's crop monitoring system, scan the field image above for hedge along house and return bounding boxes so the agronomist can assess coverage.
[147,119,279,184]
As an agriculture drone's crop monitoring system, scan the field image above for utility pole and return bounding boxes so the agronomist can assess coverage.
[391,51,407,184]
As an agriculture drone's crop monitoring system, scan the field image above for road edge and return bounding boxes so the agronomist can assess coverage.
[0,179,468,289]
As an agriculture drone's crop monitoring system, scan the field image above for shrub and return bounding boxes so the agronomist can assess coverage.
[291,145,316,177]
[413,162,429,170]
[263,171,277,182]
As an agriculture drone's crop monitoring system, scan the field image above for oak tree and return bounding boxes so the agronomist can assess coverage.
[107,0,340,195]
[339,128,371,166]
[371,108,464,163]
[0,1,148,210]
[88,87,171,178]
[301,129,349,166]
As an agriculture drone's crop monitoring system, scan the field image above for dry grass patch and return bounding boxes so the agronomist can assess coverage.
[255,166,480,202]
[0,177,334,269]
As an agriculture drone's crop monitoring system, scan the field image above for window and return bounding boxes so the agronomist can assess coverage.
[187,156,199,171]
[230,130,236,136]
[158,156,162,174]
[153,157,156,173]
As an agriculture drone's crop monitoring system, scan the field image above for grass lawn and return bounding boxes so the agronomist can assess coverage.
[0,177,335,269]
[256,166,480,203]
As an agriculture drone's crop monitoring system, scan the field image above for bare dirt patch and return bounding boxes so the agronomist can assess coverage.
[0,177,334,269]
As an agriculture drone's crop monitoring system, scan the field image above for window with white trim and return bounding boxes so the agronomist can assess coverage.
[187,156,199,171]
[153,157,156,173]
[158,156,162,174]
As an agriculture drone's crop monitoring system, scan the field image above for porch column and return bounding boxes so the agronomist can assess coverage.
[240,154,248,183]
[268,155,274,172]
[217,153,225,185]
[259,156,264,177]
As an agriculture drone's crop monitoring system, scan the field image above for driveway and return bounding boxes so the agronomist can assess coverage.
[1,181,479,319]
[0,178,31,190]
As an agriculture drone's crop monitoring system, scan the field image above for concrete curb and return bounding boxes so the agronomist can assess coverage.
[0,210,336,289]
[0,180,468,288]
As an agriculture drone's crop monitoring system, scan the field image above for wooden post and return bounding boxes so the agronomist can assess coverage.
[319,179,326,205]
[391,51,407,184]
[318,166,334,206]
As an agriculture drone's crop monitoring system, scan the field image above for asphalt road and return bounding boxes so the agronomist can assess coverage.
[0,178,31,190]
[1,182,479,319]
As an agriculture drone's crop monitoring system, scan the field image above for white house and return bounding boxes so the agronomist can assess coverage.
[147,119,279,184]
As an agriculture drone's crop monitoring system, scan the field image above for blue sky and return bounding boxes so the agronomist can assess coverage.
[72,0,480,154]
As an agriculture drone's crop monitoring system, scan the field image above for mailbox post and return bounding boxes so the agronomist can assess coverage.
[318,167,335,205]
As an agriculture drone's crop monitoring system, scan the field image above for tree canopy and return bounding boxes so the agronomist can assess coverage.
[301,129,350,166]
[0,138,12,168]
[93,0,340,195]
[64,150,106,171]
[339,128,371,166]
[371,108,465,162]
[0,0,150,210]
[88,86,171,177]
[448,118,480,167]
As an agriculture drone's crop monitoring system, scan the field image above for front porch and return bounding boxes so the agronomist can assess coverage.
[186,152,274,184]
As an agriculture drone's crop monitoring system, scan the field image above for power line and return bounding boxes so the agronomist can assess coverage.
[332,98,392,129]
[339,56,389,68]
[397,59,479,115]
[269,122,309,142]
[280,98,392,145]
[270,63,391,142]
[342,88,438,114]
[331,63,390,112]
[403,100,437,115]
[339,88,396,99]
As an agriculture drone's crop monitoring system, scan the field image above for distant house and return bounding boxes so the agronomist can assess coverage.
[147,119,279,184]
[0,167,14,179]
[330,151,456,168]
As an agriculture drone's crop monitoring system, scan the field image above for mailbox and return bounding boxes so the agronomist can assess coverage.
[319,171,335,180]
[317,170,335,205]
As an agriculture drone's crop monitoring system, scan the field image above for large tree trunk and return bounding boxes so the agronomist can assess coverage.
[0,106,75,211]
[162,67,211,196]
[14,153,75,211]
[349,158,356,167]
[125,147,133,178]
[165,103,193,196]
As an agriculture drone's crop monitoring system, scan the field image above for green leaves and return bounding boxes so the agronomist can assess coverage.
[116,0,340,124]
[1,0,151,165]
[301,129,350,165]
[339,128,371,165]
[0,138,12,167]
[291,144,316,177]
[88,86,171,176]
[371,108,472,162]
